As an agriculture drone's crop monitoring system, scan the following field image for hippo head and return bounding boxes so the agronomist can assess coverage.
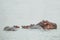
[37,20,57,30]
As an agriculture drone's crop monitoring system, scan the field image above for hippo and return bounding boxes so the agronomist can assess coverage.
[22,24,43,29]
[37,20,57,30]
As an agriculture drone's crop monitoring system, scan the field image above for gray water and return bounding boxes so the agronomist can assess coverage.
[0,28,60,40]
[0,0,60,40]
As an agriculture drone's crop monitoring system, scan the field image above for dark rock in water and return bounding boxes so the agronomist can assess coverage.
[4,25,20,31]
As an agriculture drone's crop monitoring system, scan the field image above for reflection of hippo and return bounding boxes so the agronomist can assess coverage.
[37,20,57,30]
[4,25,20,31]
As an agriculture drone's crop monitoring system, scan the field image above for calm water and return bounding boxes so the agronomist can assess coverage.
[0,28,60,40]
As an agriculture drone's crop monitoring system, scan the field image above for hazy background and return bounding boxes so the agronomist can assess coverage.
[0,0,60,27]
[0,0,60,40]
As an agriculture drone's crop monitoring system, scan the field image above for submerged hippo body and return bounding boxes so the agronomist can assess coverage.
[30,25,43,29]
[22,24,35,29]
[22,24,43,30]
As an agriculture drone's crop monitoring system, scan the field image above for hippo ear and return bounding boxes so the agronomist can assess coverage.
[41,20,46,23]
[45,20,48,21]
